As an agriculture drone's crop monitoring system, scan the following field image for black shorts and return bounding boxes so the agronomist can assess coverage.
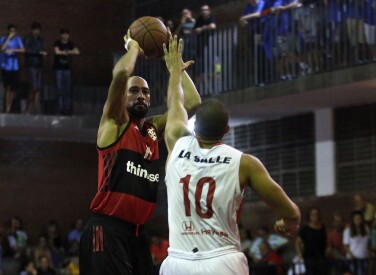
[1,70,19,90]
[79,213,153,275]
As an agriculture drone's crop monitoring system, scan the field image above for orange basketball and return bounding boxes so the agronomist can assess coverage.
[129,16,169,59]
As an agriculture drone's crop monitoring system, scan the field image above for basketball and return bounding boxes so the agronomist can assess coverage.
[129,16,169,59]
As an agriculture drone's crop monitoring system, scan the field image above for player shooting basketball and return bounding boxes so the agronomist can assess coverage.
[79,27,200,275]
[160,35,301,275]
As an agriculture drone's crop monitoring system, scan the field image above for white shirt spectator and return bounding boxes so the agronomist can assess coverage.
[250,234,288,259]
[343,227,370,259]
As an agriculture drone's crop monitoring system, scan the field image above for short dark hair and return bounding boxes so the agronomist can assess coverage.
[31,22,41,30]
[194,98,229,140]
[60,28,70,34]
[7,24,16,31]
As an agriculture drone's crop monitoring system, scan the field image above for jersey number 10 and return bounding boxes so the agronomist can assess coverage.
[180,175,216,219]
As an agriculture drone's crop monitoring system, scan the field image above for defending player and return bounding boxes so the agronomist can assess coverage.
[161,35,301,275]
[79,30,200,275]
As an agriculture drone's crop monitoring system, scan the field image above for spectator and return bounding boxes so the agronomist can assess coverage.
[364,0,376,61]
[53,28,80,116]
[250,226,289,260]
[24,22,47,114]
[239,0,267,85]
[67,218,83,245]
[346,0,366,63]
[294,1,320,74]
[353,193,375,226]
[65,255,79,275]
[150,234,169,275]
[256,241,284,275]
[275,0,300,81]
[343,210,370,275]
[327,212,347,275]
[44,221,64,271]
[194,4,216,95]
[19,259,37,275]
[174,8,196,61]
[0,24,25,113]
[33,236,52,269]
[323,0,347,68]
[239,227,253,262]
[36,255,55,275]
[7,216,28,259]
[295,207,327,275]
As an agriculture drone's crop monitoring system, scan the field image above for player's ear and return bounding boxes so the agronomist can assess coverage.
[224,125,229,135]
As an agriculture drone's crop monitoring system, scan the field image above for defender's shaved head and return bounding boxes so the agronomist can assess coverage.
[194,98,229,140]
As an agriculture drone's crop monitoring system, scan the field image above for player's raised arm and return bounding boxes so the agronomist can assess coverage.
[97,31,144,147]
[163,36,194,154]
[240,154,301,236]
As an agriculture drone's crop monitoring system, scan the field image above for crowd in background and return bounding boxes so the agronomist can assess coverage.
[1,0,376,114]
[0,23,79,115]
[0,193,375,274]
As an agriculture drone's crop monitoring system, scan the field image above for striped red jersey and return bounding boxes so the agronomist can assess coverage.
[90,121,161,225]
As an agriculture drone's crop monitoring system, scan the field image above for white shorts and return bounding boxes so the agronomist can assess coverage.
[159,247,249,275]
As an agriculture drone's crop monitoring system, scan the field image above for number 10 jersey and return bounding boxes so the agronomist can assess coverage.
[165,135,244,253]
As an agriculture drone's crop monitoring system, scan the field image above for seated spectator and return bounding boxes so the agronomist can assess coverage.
[67,218,83,245]
[353,193,375,226]
[327,212,346,260]
[7,216,28,259]
[19,259,37,275]
[255,241,284,275]
[65,255,79,275]
[44,221,64,270]
[150,234,169,275]
[33,236,52,268]
[36,255,55,275]
[250,226,289,260]
[239,226,253,261]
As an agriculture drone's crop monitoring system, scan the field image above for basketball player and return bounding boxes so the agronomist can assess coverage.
[160,36,301,275]
[79,30,200,275]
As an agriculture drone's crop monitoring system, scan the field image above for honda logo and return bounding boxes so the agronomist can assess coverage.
[182,221,195,231]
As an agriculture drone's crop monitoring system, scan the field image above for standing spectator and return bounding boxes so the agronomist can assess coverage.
[0,24,24,113]
[346,0,366,63]
[327,212,347,275]
[194,4,216,95]
[36,255,56,275]
[353,193,375,226]
[343,210,370,275]
[239,0,267,85]
[275,0,300,81]
[174,8,196,61]
[295,207,327,275]
[294,1,320,75]
[53,28,80,116]
[150,234,169,275]
[24,22,47,114]
[364,0,376,61]
[323,0,347,68]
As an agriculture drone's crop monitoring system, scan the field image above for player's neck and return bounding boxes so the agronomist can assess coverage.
[130,117,145,131]
[196,137,222,149]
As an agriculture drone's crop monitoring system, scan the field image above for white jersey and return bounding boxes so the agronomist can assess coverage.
[165,135,243,253]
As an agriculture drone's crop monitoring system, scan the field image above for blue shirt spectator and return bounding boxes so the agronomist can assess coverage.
[0,34,23,71]
[364,0,376,25]
[346,0,364,19]
[327,0,345,23]
[241,0,265,33]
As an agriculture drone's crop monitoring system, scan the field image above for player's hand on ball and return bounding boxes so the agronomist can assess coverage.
[163,35,194,73]
[124,29,145,57]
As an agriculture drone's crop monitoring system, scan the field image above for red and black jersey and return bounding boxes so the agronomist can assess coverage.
[90,121,160,225]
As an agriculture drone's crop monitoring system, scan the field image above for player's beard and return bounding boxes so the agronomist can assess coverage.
[127,103,149,119]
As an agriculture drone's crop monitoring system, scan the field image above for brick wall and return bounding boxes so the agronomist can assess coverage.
[0,0,133,86]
